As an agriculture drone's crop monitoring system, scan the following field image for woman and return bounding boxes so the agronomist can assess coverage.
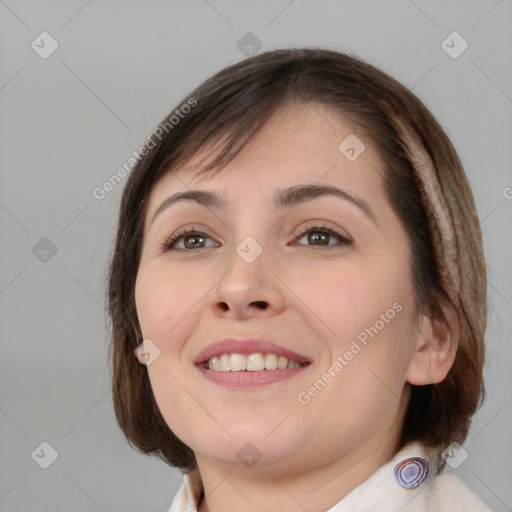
[107,48,490,511]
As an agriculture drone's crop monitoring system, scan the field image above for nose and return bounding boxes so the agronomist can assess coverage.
[207,240,286,320]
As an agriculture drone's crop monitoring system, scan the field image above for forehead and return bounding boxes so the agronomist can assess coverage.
[146,102,384,212]
[194,103,366,174]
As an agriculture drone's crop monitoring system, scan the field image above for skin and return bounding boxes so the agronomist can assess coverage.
[134,102,459,512]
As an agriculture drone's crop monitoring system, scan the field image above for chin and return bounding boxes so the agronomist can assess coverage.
[205,431,298,469]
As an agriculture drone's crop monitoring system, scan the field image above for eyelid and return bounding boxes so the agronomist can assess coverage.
[160,225,217,252]
[161,220,352,252]
[290,220,352,244]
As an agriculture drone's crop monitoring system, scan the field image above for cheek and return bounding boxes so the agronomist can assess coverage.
[325,301,415,420]
[290,258,401,344]
[135,262,204,341]
[297,257,416,385]
[135,264,209,438]
[307,312,414,434]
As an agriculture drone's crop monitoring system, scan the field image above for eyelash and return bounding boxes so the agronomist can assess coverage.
[160,226,205,252]
[160,222,352,252]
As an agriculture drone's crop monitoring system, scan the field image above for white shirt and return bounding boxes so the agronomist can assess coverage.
[167,442,491,511]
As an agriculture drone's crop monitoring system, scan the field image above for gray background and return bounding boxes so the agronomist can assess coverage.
[1,0,511,510]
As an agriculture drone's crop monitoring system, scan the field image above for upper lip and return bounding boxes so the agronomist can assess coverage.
[193,337,312,365]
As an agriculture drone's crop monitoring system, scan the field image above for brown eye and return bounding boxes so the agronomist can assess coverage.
[161,227,217,251]
[181,233,207,249]
[306,231,331,246]
[293,224,351,248]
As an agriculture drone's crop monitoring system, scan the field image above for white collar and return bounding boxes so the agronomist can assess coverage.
[167,442,489,511]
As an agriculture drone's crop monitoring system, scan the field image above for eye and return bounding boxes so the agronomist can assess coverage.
[160,222,351,252]
[291,222,352,249]
[160,226,218,251]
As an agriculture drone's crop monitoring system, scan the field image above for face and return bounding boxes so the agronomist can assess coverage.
[135,103,421,475]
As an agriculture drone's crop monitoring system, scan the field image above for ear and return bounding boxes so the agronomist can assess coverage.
[406,299,460,385]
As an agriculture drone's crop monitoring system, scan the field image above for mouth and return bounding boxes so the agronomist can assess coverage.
[193,338,312,388]
[198,352,311,371]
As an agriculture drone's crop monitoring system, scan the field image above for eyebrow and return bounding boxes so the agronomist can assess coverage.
[150,184,377,225]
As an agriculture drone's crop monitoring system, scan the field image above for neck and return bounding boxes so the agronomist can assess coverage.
[196,431,401,512]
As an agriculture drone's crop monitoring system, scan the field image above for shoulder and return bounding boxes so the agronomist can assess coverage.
[434,472,491,511]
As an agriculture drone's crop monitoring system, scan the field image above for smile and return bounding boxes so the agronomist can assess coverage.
[203,352,308,371]
[193,337,312,387]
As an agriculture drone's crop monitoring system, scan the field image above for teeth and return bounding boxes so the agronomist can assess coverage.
[220,354,230,371]
[264,353,278,370]
[247,353,264,371]
[209,357,220,371]
[277,356,288,369]
[206,353,304,372]
[230,353,246,371]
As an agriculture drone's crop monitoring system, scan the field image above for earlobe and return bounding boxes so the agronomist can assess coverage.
[406,300,460,386]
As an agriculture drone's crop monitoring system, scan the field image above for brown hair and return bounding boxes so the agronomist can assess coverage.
[107,47,487,473]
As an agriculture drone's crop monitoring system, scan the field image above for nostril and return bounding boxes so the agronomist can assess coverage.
[251,301,268,310]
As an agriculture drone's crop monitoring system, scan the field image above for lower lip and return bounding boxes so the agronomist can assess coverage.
[195,364,310,387]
